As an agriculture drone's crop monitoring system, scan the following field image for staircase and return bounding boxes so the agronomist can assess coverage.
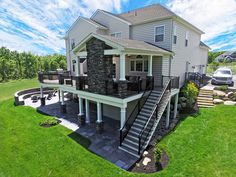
[197,89,214,108]
[119,80,172,157]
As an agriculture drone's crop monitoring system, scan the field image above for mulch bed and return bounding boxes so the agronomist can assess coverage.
[40,120,61,128]
[130,145,169,173]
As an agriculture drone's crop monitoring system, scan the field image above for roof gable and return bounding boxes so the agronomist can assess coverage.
[91,9,131,25]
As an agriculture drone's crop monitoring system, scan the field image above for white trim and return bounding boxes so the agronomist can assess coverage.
[91,9,131,25]
[154,25,165,43]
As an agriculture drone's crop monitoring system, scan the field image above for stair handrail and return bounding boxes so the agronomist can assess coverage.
[138,79,171,154]
[119,77,153,145]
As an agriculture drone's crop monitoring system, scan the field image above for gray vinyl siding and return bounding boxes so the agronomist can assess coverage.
[92,11,130,38]
[171,20,207,86]
[130,19,173,50]
[67,19,108,75]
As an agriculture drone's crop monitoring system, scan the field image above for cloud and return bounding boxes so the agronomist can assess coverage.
[167,0,236,51]
[0,0,128,55]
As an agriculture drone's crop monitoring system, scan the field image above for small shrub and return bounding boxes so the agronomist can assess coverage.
[40,118,59,127]
[218,85,228,91]
[154,145,162,163]
[181,82,199,108]
[232,93,236,101]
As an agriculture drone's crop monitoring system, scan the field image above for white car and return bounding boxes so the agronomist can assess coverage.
[211,68,234,86]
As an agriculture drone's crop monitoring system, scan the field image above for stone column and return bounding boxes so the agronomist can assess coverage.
[119,53,126,81]
[165,100,171,129]
[96,102,103,133]
[40,86,45,106]
[117,80,128,97]
[120,107,126,130]
[173,94,179,119]
[85,99,90,123]
[60,90,66,113]
[148,55,153,76]
[78,97,85,126]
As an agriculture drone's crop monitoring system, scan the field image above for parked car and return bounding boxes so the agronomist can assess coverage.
[211,67,234,86]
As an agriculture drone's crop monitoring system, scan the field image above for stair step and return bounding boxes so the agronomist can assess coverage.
[123,138,139,147]
[198,102,214,106]
[141,107,152,113]
[131,126,142,132]
[150,93,160,97]
[197,97,213,100]
[197,100,213,104]
[152,90,162,94]
[143,105,153,110]
[122,141,139,152]
[135,118,147,124]
[198,105,214,108]
[146,99,157,104]
[145,102,156,107]
[126,134,139,142]
[137,115,149,121]
[118,146,140,158]
[139,112,150,117]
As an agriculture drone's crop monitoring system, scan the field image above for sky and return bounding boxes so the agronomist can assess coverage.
[0,0,236,55]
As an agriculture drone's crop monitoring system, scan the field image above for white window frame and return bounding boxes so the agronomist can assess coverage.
[129,58,148,72]
[154,25,165,42]
[71,38,75,50]
[110,32,122,38]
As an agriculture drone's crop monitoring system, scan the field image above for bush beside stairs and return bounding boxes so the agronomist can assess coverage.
[197,89,214,108]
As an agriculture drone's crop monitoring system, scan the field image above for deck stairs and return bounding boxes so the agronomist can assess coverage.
[119,89,170,157]
[197,89,214,108]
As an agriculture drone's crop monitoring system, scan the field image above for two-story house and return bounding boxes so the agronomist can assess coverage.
[38,4,209,157]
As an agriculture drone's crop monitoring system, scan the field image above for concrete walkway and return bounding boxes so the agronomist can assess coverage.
[24,94,138,170]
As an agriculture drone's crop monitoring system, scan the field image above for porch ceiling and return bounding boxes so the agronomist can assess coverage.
[73,33,173,56]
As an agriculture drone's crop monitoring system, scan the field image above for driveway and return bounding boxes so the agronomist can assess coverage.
[204,74,236,89]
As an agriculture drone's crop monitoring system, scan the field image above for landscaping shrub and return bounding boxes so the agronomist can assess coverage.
[39,118,59,127]
[154,145,162,163]
[181,82,199,109]
[218,85,228,91]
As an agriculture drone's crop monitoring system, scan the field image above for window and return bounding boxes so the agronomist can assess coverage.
[185,31,189,47]
[130,58,148,72]
[110,32,122,38]
[173,25,177,44]
[136,60,143,72]
[155,26,164,42]
[130,60,135,71]
[71,39,75,49]
[144,60,148,72]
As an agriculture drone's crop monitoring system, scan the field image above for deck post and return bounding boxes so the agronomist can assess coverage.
[148,55,153,76]
[85,99,90,123]
[78,97,85,126]
[165,100,171,129]
[96,102,103,133]
[60,90,66,113]
[173,93,179,119]
[120,107,126,130]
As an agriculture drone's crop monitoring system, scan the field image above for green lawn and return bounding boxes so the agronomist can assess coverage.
[0,80,236,177]
[0,78,38,101]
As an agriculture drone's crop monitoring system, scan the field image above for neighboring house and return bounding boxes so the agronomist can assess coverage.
[215,51,236,62]
[38,4,209,157]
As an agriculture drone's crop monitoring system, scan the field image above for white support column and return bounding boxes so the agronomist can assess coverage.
[120,107,126,129]
[148,55,153,76]
[40,86,43,98]
[75,57,80,76]
[119,53,126,81]
[79,97,84,116]
[173,94,179,119]
[96,102,102,123]
[166,100,171,129]
[85,99,90,123]
[61,90,65,105]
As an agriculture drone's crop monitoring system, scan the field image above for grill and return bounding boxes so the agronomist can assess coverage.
[214,77,228,81]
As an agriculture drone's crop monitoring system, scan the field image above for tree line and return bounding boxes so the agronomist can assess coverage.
[208,51,224,63]
[0,47,67,82]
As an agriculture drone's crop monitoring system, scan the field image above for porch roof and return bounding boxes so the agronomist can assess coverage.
[73,33,173,56]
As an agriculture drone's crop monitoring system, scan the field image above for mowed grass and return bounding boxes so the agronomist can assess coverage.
[0,79,236,177]
[0,78,38,101]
